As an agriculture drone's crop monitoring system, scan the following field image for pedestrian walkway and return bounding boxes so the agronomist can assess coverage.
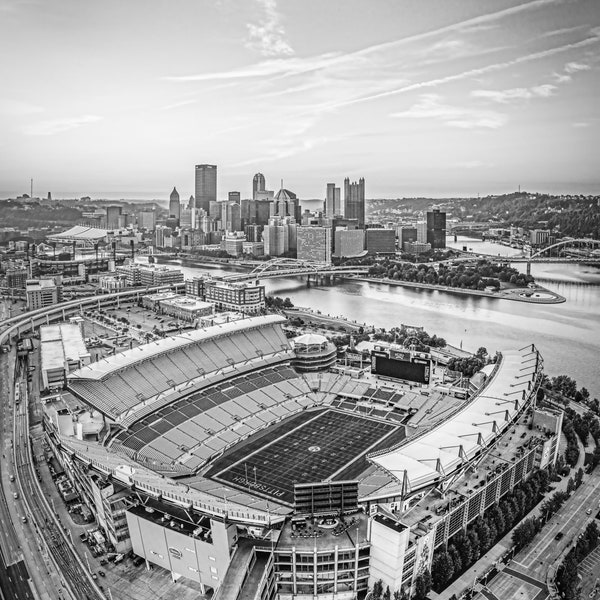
[432,432,587,600]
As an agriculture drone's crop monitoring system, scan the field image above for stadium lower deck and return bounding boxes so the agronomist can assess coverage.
[205,408,404,505]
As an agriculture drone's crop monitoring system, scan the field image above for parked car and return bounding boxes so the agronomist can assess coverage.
[555,532,564,540]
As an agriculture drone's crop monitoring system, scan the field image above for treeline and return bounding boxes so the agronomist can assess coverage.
[265,296,293,309]
[447,347,494,377]
[431,469,549,592]
[0,201,82,227]
[372,325,446,351]
[370,571,431,600]
[368,259,533,290]
[556,522,600,599]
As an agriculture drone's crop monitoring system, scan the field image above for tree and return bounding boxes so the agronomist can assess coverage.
[372,579,384,600]
[431,551,454,590]
[383,586,391,600]
[414,570,432,600]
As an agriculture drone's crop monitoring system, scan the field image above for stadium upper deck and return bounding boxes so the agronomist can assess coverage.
[68,315,292,420]
[367,345,542,497]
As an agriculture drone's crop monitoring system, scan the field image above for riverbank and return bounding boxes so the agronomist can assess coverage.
[344,276,566,304]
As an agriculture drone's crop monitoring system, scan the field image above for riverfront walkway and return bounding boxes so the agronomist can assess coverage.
[347,277,566,304]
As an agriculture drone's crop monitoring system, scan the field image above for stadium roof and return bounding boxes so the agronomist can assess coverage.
[368,345,540,496]
[47,225,109,241]
[69,315,287,381]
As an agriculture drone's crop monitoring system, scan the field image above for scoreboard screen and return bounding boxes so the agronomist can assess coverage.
[371,353,430,384]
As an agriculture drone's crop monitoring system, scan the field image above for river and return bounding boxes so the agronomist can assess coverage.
[142,239,600,399]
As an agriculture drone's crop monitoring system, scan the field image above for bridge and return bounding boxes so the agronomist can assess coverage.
[220,258,371,283]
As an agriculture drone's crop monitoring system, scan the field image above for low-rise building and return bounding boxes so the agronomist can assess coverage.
[158,296,214,322]
[40,323,90,390]
[26,278,60,310]
[205,280,265,314]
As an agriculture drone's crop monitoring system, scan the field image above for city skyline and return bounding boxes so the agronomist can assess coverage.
[1,0,600,199]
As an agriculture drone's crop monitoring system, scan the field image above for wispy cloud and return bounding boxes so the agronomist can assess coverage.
[245,0,293,57]
[24,115,102,136]
[471,84,556,103]
[564,61,591,74]
[392,94,507,129]
[166,0,561,83]
[310,30,600,114]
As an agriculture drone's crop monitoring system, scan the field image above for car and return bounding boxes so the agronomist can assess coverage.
[98,570,105,577]
[91,573,97,580]
[79,532,87,541]
[132,556,144,567]
[586,508,593,515]
[13,492,18,499]
[99,558,108,566]
[555,532,564,540]
[9,474,14,482]
[21,516,27,523]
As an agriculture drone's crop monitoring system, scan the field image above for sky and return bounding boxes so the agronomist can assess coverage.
[1,0,599,200]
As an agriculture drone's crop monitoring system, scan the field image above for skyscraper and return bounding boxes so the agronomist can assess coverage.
[344,177,365,228]
[228,191,241,204]
[253,173,266,200]
[169,187,180,222]
[194,164,217,213]
[426,208,447,249]
[325,183,341,218]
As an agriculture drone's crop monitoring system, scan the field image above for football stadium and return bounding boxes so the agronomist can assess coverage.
[43,314,562,599]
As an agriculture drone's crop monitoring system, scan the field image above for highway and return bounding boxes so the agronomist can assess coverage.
[0,350,36,600]
[13,353,104,600]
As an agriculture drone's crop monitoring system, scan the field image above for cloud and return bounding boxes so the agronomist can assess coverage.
[160,99,198,111]
[471,84,556,103]
[245,0,293,57]
[24,115,102,136]
[564,61,591,74]
[166,0,562,83]
[0,99,44,116]
[392,94,507,129]
[312,30,600,114]
[164,52,347,82]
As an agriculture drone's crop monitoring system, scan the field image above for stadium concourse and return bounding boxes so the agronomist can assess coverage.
[44,315,556,599]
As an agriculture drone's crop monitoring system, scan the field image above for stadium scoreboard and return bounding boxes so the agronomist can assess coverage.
[371,348,431,384]
[293,481,359,516]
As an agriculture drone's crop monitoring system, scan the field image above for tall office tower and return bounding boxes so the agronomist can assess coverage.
[262,217,289,257]
[228,191,241,204]
[224,202,241,232]
[194,164,217,213]
[344,177,365,228]
[252,173,266,200]
[106,205,122,230]
[416,221,427,243]
[297,226,332,264]
[169,187,180,222]
[271,187,300,221]
[188,195,195,210]
[426,208,447,249]
[325,183,341,218]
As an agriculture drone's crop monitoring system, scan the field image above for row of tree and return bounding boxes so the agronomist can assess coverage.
[371,325,447,351]
[446,346,494,377]
[556,521,600,599]
[431,469,549,591]
[562,416,581,468]
[367,258,534,291]
[370,570,431,600]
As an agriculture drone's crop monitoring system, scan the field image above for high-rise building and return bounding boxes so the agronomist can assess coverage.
[297,226,332,264]
[325,183,342,218]
[224,202,241,232]
[426,208,446,249]
[416,221,428,243]
[398,226,418,251]
[169,187,180,223]
[365,228,396,255]
[334,229,365,258]
[106,206,122,230]
[344,178,365,228]
[262,216,294,257]
[228,191,241,204]
[194,164,217,213]
[271,187,300,221]
[252,173,266,200]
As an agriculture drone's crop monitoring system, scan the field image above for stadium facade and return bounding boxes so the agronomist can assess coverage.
[42,315,561,599]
